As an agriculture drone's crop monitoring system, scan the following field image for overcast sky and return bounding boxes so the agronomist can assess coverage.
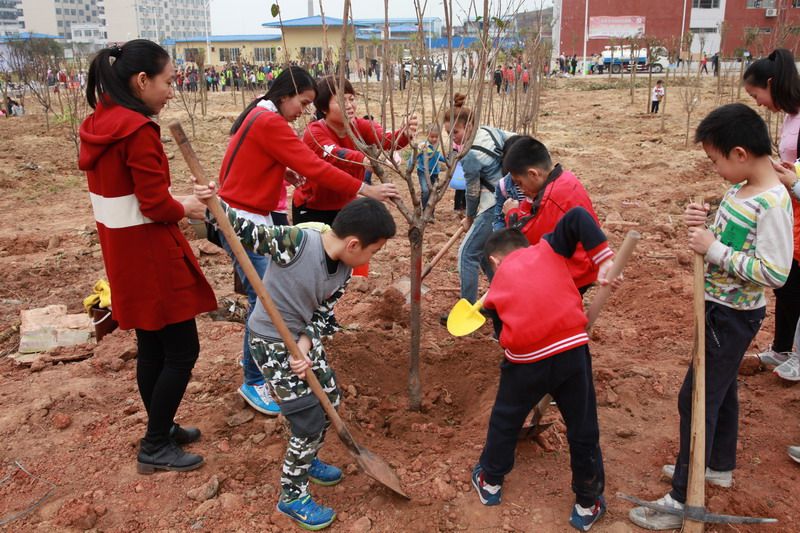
[210,0,553,36]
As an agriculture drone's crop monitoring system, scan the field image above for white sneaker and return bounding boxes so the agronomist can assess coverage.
[757,348,793,367]
[774,355,800,381]
[661,464,732,488]
[628,493,684,530]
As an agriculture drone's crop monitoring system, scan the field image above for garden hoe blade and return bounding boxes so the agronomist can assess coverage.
[618,493,777,525]
[447,295,486,336]
[169,121,409,500]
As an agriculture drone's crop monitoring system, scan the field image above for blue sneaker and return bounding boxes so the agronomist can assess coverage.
[471,464,502,506]
[309,458,343,486]
[569,496,606,531]
[276,494,336,531]
[238,383,280,416]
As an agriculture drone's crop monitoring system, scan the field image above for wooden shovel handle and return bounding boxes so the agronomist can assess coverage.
[421,225,466,280]
[585,230,641,331]
[684,196,707,533]
[169,122,356,452]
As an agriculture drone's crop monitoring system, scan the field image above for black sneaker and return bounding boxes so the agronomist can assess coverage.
[137,441,204,474]
[170,423,201,445]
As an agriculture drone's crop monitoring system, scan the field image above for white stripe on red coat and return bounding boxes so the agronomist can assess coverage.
[89,192,153,229]
[505,332,590,363]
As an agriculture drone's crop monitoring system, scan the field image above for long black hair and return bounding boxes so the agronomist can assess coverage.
[230,66,317,135]
[314,75,355,120]
[744,48,800,115]
[86,39,171,116]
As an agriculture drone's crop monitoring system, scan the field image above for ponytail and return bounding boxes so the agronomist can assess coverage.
[443,92,474,127]
[744,48,800,115]
[86,39,170,116]
[230,66,317,135]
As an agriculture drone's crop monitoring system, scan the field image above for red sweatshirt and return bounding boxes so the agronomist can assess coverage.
[79,102,216,331]
[217,106,364,215]
[294,118,409,211]
[485,208,614,364]
[506,168,599,289]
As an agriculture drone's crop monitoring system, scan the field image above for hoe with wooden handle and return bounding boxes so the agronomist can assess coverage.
[169,121,408,499]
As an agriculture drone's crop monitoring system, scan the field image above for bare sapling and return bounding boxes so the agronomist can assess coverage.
[7,36,63,131]
[680,32,701,147]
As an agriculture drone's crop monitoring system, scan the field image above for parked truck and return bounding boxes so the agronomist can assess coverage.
[591,46,668,74]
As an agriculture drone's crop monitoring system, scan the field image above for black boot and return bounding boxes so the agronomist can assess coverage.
[170,423,201,445]
[137,440,204,474]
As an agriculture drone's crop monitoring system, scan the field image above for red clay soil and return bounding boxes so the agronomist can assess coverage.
[0,81,798,532]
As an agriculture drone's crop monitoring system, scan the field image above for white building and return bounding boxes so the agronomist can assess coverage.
[104,0,209,44]
[0,0,23,36]
[19,0,106,40]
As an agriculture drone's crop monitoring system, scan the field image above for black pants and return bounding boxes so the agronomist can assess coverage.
[292,204,339,226]
[651,100,660,114]
[479,346,604,507]
[136,319,200,450]
[670,301,764,502]
[771,258,800,352]
[454,189,466,211]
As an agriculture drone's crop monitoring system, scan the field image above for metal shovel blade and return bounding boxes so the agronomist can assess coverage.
[619,493,778,525]
[354,444,409,499]
[447,298,485,336]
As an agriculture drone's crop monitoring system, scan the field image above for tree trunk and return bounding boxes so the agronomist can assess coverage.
[407,224,423,411]
[737,60,744,100]
[685,110,691,147]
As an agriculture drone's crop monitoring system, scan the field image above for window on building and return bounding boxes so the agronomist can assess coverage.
[692,0,720,7]
[254,47,276,62]
[690,27,718,34]
[299,46,323,61]
[794,0,800,7]
[56,7,61,13]
[219,47,240,62]
[746,0,776,7]
[184,48,200,62]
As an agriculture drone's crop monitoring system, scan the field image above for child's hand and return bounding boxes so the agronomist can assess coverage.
[684,202,709,227]
[688,226,715,255]
[291,335,313,379]
[403,113,419,138]
[597,259,624,289]
[191,176,217,200]
[502,198,520,215]
[772,159,798,188]
[285,169,305,188]
[461,216,473,231]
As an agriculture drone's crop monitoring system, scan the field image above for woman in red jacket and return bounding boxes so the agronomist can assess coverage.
[293,75,416,225]
[216,67,399,417]
[78,40,216,474]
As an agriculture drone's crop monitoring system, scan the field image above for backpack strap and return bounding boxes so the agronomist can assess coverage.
[220,109,266,187]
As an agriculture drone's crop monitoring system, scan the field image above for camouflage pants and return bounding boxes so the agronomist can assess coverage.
[249,332,340,502]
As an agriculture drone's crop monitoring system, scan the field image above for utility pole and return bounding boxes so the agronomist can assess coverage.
[581,0,589,75]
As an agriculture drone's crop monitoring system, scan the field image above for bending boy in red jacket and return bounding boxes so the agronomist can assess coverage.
[502,136,600,291]
[471,207,615,532]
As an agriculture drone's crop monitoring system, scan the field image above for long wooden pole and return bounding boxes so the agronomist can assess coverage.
[683,196,706,533]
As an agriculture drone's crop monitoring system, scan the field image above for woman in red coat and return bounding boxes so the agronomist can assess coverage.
[78,40,216,474]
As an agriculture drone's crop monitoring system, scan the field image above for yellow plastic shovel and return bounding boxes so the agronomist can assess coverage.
[447,294,487,336]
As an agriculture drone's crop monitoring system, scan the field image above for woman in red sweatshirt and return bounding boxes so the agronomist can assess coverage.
[215,67,399,416]
[293,75,416,225]
[78,40,216,474]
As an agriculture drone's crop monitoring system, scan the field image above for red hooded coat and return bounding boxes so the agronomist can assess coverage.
[78,102,216,331]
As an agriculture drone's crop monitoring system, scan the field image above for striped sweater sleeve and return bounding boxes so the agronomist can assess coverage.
[706,205,793,289]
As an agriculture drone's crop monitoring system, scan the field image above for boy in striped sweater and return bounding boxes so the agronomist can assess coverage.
[471,207,616,532]
[629,104,794,530]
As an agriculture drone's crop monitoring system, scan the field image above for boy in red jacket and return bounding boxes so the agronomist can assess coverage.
[502,136,600,292]
[471,207,615,532]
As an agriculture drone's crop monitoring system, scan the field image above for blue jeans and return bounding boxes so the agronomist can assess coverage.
[219,230,268,386]
[457,209,495,303]
[417,170,439,208]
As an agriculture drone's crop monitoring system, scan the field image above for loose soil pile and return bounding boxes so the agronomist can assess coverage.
[0,79,798,532]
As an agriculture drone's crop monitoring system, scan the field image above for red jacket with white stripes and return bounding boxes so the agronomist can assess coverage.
[484,208,613,364]
[79,102,216,331]
[505,168,599,289]
[293,118,409,211]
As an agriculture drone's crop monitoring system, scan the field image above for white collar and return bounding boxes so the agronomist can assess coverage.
[256,99,278,113]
